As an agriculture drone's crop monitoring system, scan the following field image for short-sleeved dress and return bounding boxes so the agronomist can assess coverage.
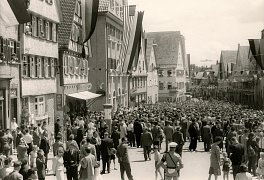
[209,143,221,176]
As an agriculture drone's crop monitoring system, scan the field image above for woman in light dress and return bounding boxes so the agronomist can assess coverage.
[52,147,65,180]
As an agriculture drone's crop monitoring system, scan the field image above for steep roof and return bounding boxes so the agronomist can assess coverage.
[98,0,109,12]
[236,46,250,71]
[220,50,237,65]
[58,0,77,48]
[146,31,185,66]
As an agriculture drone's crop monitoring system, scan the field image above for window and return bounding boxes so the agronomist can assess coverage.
[32,16,37,36]
[167,70,172,77]
[44,58,49,77]
[158,70,163,77]
[38,18,44,38]
[168,83,172,89]
[34,96,45,116]
[159,82,164,90]
[45,22,50,40]
[46,0,53,5]
[9,41,14,54]
[75,2,81,17]
[30,56,35,77]
[49,23,53,41]
[63,55,68,75]
[22,55,29,77]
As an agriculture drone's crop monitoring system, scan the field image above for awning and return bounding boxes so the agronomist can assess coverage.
[67,91,101,100]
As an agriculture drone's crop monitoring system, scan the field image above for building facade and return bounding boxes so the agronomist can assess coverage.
[89,0,129,111]
[0,23,21,129]
[57,0,94,119]
[147,31,188,102]
[20,0,61,133]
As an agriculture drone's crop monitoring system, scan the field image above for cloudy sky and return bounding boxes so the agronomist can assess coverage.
[129,0,264,66]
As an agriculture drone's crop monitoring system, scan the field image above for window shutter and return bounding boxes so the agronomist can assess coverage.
[0,37,3,53]
[6,40,11,63]
[22,55,27,77]
[52,23,57,42]
[51,58,54,77]
[43,58,48,77]
[72,57,76,74]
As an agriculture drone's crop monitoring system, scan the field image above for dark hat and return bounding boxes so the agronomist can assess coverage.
[248,132,255,139]
[13,161,22,167]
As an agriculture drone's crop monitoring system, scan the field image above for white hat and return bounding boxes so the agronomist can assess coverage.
[169,142,177,148]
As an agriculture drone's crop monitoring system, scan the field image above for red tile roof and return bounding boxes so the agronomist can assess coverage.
[58,0,77,48]
[98,0,109,12]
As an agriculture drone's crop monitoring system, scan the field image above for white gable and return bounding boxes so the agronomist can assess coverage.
[176,41,184,70]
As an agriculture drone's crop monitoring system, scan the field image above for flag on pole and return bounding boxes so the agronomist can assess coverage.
[0,0,31,26]
[249,39,263,69]
[81,0,99,43]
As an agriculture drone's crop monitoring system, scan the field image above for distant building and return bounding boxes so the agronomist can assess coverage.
[218,50,237,80]
[147,31,188,102]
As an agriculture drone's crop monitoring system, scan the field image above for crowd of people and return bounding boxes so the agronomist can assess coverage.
[1,98,264,179]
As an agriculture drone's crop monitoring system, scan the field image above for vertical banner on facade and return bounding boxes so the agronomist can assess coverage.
[0,0,30,26]
[249,39,263,70]
[81,0,99,43]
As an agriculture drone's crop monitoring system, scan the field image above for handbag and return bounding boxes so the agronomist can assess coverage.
[165,153,178,177]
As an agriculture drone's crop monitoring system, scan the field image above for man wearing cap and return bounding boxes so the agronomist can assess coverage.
[157,142,183,180]
[163,121,174,152]
[172,126,184,156]
[116,138,134,180]
[3,161,23,180]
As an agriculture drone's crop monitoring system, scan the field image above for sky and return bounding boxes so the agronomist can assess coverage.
[129,0,264,66]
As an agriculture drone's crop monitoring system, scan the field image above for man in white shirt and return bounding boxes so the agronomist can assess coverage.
[10,118,18,150]
[23,128,33,155]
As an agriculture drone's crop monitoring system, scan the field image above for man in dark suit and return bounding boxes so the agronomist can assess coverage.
[172,126,185,156]
[202,121,212,152]
[64,142,80,180]
[4,161,23,180]
[100,132,113,174]
[116,138,134,180]
[141,129,153,161]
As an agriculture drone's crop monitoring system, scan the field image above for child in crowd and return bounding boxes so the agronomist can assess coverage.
[154,145,163,180]
[30,145,38,170]
[36,149,46,180]
[222,152,231,180]
[257,152,264,179]
[94,161,102,180]
[110,148,117,170]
